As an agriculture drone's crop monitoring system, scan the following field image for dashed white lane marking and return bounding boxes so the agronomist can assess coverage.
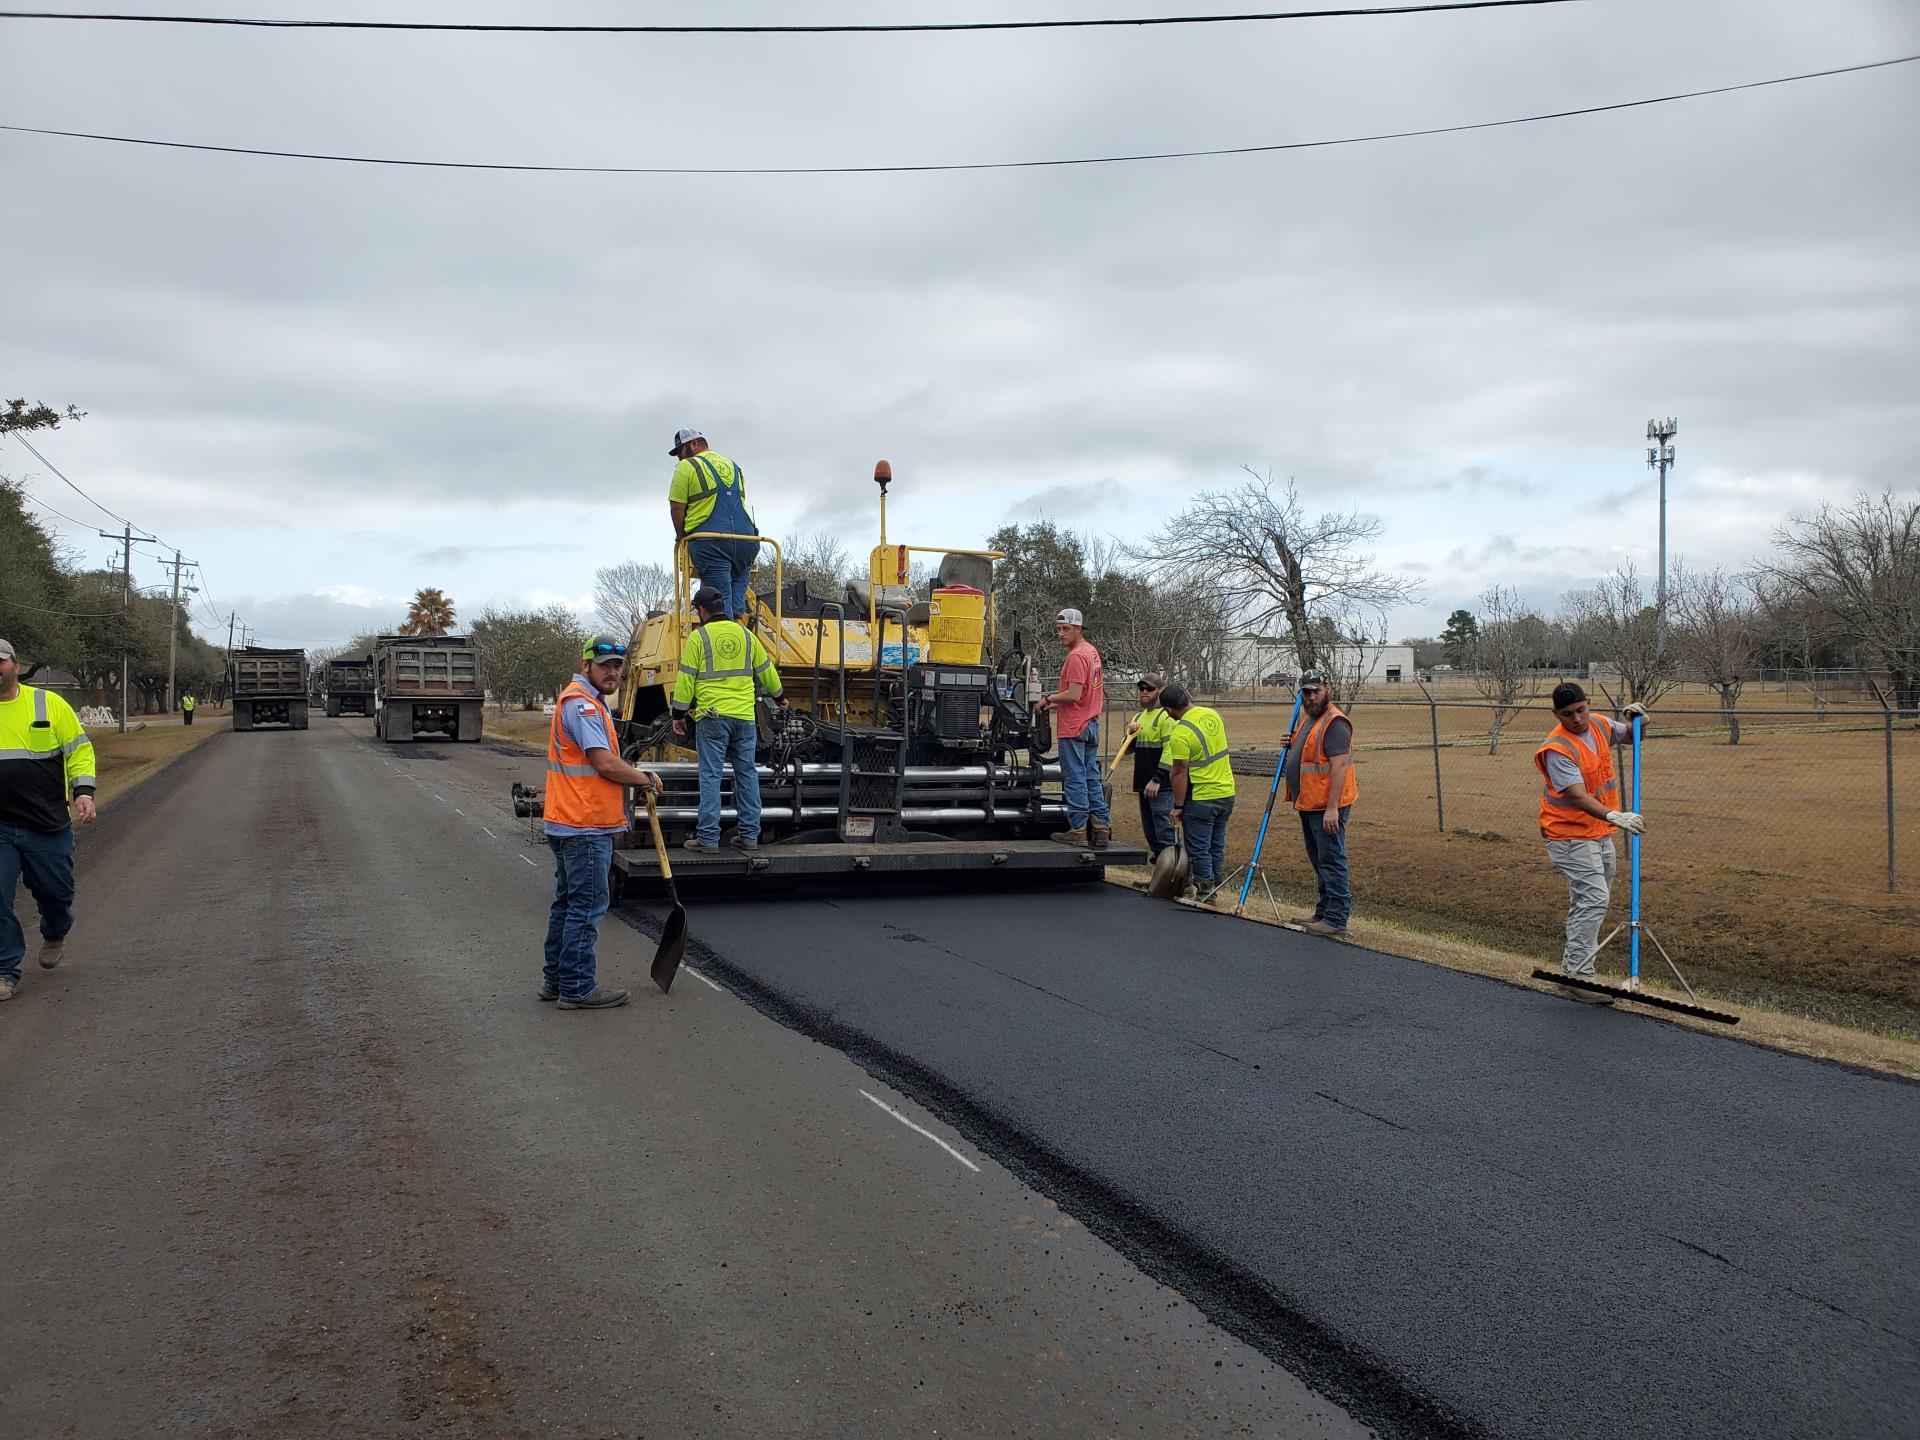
[481,826,497,838]
[519,854,537,867]
[858,1090,980,1173]
[453,808,465,815]
[433,793,448,803]
[681,965,724,994]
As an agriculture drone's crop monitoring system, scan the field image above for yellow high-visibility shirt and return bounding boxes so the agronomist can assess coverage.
[1164,705,1236,801]
[668,451,749,535]
[0,684,97,832]
[671,621,781,722]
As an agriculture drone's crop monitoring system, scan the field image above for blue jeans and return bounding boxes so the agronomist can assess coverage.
[544,832,613,1001]
[687,536,759,619]
[1299,805,1353,928]
[1059,721,1110,830]
[696,715,761,846]
[1182,795,1234,884]
[1,821,76,984]
[1137,786,1175,859]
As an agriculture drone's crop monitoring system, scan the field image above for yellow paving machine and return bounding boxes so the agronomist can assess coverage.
[600,461,1144,895]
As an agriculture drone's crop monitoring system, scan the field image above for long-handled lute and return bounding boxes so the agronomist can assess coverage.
[1234,690,1306,917]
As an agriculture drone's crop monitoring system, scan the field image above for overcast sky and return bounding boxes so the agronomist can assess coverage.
[4,0,1916,649]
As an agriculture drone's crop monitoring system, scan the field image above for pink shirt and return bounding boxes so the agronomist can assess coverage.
[1056,640,1104,739]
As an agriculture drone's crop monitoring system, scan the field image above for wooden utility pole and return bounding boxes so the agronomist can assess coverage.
[98,524,136,733]
[164,551,196,714]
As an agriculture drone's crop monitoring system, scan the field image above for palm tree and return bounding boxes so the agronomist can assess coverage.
[402,587,457,637]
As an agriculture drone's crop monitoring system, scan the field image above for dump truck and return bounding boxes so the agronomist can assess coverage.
[537,460,1144,896]
[373,634,485,743]
[229,647,310,732]
[324,656,375,717]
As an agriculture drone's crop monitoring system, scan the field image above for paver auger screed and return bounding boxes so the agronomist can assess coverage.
[516,460,1146,899]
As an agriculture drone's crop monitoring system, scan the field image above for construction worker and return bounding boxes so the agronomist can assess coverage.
[0,639,97,1003]
[671,587,787,853]
[667,427,760,620]
[1126,673,1176,860]
[1535,682,1647,1002]
[1162,684,1234,896]
[541,635,664,1011]
[181,693,195,726]
[1037,607,1110,848]
[1283,672,1358,937]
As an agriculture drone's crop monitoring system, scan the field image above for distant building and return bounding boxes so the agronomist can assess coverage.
[1219,636,1416,690]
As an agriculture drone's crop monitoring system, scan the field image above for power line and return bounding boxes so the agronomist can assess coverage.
[9,431,144,530]
[12,481,98,530]
[0,597,124,618]
[0,2,1585,37]
[4,54,1911,176]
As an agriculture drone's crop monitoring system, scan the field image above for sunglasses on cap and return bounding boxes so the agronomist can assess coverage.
[586,642,627,661]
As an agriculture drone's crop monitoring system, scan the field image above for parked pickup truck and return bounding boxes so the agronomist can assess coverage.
[325,656,375,717]
[373,635,485,743]
[230,647,310,732]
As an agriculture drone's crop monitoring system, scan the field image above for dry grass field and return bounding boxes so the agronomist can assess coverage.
[1101,685,1920,1035]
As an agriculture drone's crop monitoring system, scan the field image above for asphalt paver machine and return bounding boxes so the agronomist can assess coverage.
[599,461,1144,895]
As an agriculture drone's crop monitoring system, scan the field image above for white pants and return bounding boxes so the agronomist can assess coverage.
[1546,837,1617,977]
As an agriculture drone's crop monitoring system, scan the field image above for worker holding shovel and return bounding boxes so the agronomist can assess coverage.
[1534,682,1647,1002]
[1126,674,1177,861]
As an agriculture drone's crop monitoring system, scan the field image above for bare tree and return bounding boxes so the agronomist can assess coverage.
[1561,564,1675,706]
[1137,470,1421,675]
[779,529,854,604]
[1752,490,1920,716]
[1669,563,1764,743]
[1472,585,1545,753]
[592,560,674,641]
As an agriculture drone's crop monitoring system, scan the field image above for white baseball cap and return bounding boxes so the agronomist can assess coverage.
[669,427,705,456]
[0,638,15,660]
[1055,608,1084,627]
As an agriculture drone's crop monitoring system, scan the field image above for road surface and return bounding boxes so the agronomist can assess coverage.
[4,717,1916,1438]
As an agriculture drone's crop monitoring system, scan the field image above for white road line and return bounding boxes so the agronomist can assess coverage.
[481,826,497,838]
[519,854,537,867]
[454,808,466,815]
[681,965,725,994]
[433,794,448,803]
[858,1090,981,1173]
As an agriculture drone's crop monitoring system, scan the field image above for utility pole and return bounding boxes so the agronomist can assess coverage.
[1646,417,1677,651]
[98,524,137,733]
[224,610,238,708]
[164,551,197,714]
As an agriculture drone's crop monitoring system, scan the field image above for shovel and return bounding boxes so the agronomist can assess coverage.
[642,791,688,994]
[1146,819,1192,901]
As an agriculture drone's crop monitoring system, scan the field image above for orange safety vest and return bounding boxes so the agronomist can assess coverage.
[545,678,627,830]
[1533,721,1619,841]
[1290,703,1359,812]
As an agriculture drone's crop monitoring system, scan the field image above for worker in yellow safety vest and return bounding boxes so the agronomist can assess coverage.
[667,427,760,620]
[1534,681,1647,1001]
[1126,673,1177,860]
[670,587,787,854]
[1283,672,1359,937]
[181,693,196,726]
[0,638,98,1003]
[1162,684,1235,897]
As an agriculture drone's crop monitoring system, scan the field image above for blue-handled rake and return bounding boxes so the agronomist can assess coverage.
[1532,713,1737,1024]
[1222,690,1305,917]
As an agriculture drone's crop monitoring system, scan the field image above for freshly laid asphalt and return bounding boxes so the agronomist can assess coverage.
[636,871,1920,1440]
[5,717,1915,1438]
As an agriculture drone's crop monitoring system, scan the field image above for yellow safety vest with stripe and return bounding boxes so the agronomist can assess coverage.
[672,620,781,722]
[670,452,752,535]
[1130,706,1176,748]
[1165,705,1236,801]
[0,683,98,832]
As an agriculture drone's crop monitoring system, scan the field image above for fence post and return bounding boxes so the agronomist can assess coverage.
[1417,680,1445,832]
[1884,700,1898,895]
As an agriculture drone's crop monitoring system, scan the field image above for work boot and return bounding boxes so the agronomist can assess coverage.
[536,985,558,1002]
[728,832,759,852]
[1087,817,1111,850]
[1049,825,1088,847]
[1301,919,1347,938]
[0,977,16,1002]
[1558,975,1614,1006]
[38,938,66,969]
[556,987,630,1010]
[682,837,718,854]
[1292,913,1324,926]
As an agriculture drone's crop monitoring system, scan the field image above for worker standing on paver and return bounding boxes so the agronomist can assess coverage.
[1284,673,1359,937]
[0,639,97,1003]
[1162,684,1235,898]
[542,636,664,1011]
[1126,673,1176,861]
[1038,607,1110,849]
[181,693,196,726]
[1534,682,1647,1001]
[667,428,760,620]
[671,587,787,854]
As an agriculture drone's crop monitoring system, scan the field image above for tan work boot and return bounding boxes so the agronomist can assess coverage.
[1087,817,1111,850]
[556,987,630,1010]
[1049,825,1088,847]
[681,837,718,854]
[0,976,17,1002]
[38,938,66,970]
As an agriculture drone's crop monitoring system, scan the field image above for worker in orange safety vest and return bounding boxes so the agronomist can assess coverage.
[1282,671,1359,937]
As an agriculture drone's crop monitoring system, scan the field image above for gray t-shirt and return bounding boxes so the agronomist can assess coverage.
[1284,715,1352,802]
[1543,718,1630,793]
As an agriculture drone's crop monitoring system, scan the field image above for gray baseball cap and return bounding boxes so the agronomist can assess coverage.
[669,427,705,456]
[0,638,15,661]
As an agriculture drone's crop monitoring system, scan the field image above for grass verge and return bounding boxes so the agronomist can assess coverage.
[88,722,223,810]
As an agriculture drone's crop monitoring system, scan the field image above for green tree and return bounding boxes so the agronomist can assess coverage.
[984,521,1092,662]
[1,399,85,435]
[0,477,81,665]
[1440,609,1479,667]
[471,604,586,710]
[402,587,457,636]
